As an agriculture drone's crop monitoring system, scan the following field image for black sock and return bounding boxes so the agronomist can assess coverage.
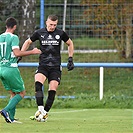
[35,81,44,106]
[44,90,56,112]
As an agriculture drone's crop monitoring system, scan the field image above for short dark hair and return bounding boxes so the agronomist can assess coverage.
[5,17,17,28]
[47,14,58,21]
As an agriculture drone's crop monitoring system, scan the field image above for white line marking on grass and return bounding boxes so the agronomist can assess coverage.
[50,109,89,114]
[22,109,90,121]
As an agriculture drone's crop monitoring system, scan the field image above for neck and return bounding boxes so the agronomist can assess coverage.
[5,28,14,34]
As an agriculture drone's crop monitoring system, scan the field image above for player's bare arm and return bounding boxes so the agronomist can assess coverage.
[21,38,33,51]
[65,38,74,71]
[13,47,41,57]
[66,38,74,57]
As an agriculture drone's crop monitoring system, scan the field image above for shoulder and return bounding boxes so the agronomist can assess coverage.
[32,28,47,37]
[8,33,18,38]
[11,34,19,41]
[6,33,19,41]
[1,32,18,37]
[55,28,63,32]
[35,28,47,33]
[12,34,19,39]
[54,28,66,35]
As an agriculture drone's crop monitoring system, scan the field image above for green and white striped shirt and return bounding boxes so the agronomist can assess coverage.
[0,32,19,67]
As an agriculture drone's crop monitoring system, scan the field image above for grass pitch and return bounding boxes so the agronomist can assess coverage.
[0,108,132,133]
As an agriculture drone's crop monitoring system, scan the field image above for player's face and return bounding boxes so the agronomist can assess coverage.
[46,19,58,32]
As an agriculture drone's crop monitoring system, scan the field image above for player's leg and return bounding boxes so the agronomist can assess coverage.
[35,80,58,121]
[8,91,25,121]
[7,91,16,121]
[8,105,16,121]
[35,73,46,111]
[0,67,25,122]
[0,91,13,123]
[44,80,58,112]
[33,67,61,121]
[31,67,48,121]
[44,67,61,112]
[0,91,24,123]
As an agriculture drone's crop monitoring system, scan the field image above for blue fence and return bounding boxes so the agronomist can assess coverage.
[0,62,132,99]
[18,62,133,68]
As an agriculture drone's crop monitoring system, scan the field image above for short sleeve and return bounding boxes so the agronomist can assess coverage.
[62,31,69,42]
[30,31,39,42]
[11,35,20,50]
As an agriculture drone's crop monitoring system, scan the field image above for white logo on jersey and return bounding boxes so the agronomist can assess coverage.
[11,51,16,57]
[48,35,53,39]
[41,40,59,45]
[55,35,60,39]
[41,35,45,38]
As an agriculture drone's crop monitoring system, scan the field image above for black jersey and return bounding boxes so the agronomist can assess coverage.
[30,28,69,66]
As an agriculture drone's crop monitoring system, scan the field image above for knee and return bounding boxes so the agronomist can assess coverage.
[35,81,43,98]
[9,91,16,98]
[19,90,26,98]
[35,81,43,92]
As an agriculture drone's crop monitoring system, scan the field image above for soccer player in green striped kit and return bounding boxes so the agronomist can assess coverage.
[0,17,41,123]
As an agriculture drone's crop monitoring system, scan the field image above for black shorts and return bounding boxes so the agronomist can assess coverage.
[35,65,62,84]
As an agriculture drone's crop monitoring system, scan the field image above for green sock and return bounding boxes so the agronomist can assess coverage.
[4,94,22,112]
[9,106,16,121]
[7,98,16,120]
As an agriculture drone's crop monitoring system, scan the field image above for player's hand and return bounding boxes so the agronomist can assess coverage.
[32,48,42,54]
[67,57,74,71]
[17,57,22,63]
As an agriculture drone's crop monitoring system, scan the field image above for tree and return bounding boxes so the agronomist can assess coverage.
[0,0,37,49]
[81,0,133,59]
[18,0,36,48]
[0,0,21,33]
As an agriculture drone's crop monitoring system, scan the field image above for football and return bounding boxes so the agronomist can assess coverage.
[34,110,47,122]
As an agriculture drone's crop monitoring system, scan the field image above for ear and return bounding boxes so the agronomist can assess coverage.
[13,25,17,30]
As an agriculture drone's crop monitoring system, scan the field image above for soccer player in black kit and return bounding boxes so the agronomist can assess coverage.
[21,14,74,121]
